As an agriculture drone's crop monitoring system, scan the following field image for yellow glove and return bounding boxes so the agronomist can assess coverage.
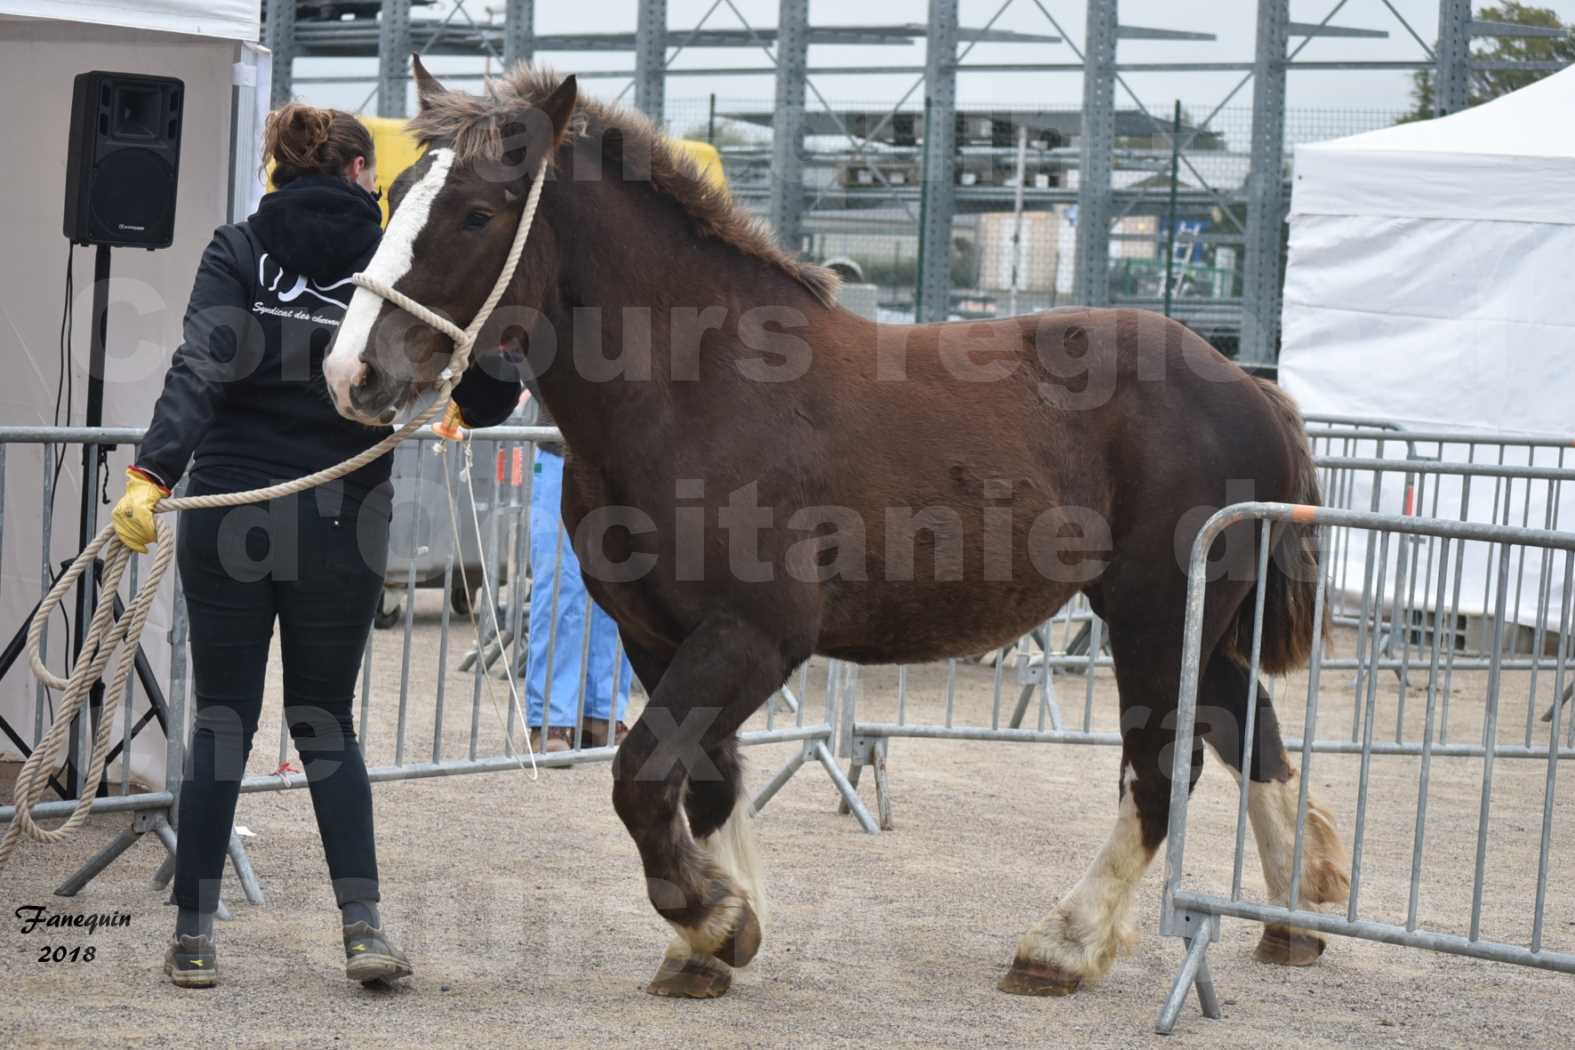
[432,401,471,442]
[111,468,168,554]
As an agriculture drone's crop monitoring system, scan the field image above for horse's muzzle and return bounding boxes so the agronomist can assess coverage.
[345,361,409,427]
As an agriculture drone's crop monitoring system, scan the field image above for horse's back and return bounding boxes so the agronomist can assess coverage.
[809,306,1300,664]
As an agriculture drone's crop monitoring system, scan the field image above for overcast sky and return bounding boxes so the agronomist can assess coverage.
[296,0,1575,123]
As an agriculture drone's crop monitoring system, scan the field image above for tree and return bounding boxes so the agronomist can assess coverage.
[1399,3,1575,122]
[1403,67,1438,121]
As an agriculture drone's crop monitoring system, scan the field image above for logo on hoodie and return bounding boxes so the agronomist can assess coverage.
[254,252,356,326]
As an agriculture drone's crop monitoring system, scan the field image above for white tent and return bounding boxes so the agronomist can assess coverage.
[0,3,267,790]
[2,1,259,42]
[1280,65,1575,433]
[1278,69,1575,629]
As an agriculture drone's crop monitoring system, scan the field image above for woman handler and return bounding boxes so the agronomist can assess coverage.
[111,103,520,988]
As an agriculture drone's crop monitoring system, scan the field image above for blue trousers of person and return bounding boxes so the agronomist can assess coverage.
[525,448,633,728]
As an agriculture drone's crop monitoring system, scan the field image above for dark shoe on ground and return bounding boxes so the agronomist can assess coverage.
[344,921,413,985]
[164,933,217,988]
[529,726,575,753]
[583,717,631,748]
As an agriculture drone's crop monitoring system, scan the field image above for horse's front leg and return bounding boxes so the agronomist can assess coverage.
[613,615,789,999]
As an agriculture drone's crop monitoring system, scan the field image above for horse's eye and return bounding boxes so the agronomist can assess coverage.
[463,211,492,231]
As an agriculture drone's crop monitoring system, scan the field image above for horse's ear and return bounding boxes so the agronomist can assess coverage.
[411,53,447,112]
[489,75,578,193]
[504,75,578,187]
[539,75,578,145]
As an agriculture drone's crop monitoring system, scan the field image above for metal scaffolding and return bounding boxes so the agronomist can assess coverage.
[917,0,960,322]
[262,1,1572,361]
[634,0,666,120]
[1074,0,1117,310]
[1436,0,1474,115]
[768,0,809,253]
[1241,0,1289,365]
[263,0,295,107]
[378,0,413,117]
[502,0,533,67]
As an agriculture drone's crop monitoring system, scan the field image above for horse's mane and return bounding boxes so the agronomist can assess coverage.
[407,66,840,308]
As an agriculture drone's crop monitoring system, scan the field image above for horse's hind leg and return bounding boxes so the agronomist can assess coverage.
[999,545,1271,997]
[612,617,790,999]
[1198,653,1350,965]
[999,607,1201,996]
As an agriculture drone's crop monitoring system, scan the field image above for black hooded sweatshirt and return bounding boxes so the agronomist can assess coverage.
[137,175,522,515]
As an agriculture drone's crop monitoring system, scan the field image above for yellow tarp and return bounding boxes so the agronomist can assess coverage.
[670,139,730,198]
[356,116,729,224]
[359,116,424,224]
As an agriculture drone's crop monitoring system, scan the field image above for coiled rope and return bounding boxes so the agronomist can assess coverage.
[0,156,550,873]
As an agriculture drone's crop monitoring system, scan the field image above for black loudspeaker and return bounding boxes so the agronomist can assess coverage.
[62,71,184,249]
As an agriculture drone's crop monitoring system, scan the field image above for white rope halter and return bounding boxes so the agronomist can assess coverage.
[350,154,551,391]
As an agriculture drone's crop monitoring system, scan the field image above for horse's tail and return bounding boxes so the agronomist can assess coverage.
[1225,379,1326,675]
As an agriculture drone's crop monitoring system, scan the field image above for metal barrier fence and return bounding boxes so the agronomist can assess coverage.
[1307,425,1573,697]
[233,423,871,816]
[7,417,1571,928]
[1157,502,1575,1034]
[0,424,875,905]
[838,437,1575,827]
[0,427,194,902]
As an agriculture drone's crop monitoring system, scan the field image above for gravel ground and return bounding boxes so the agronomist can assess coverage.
[3,599,1572,1048]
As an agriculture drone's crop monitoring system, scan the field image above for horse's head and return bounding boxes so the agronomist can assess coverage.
[324,56,578,425]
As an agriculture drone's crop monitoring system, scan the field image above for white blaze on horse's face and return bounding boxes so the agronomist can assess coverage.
[324,148,457,424]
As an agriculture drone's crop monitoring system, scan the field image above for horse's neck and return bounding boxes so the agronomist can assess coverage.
[528,167,824,468]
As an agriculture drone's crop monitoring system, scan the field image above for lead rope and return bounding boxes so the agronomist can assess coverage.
[0,157,551,874]
[438,439,538,778]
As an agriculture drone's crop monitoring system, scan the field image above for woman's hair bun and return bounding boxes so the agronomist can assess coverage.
[265,102,333,168]
[263,102,376,189]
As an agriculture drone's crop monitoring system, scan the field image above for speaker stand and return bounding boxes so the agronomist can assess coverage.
[65,243,112,796]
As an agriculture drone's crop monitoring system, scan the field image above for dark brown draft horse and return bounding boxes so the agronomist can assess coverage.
[324,59,1352,999]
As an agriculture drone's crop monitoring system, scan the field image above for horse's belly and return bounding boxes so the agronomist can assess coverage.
[813,579,1080,665]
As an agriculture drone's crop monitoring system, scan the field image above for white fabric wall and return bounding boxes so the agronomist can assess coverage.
[1281,213,1575,434]
[1292,148,1575,227]
[1313,454,1572,633]
[0,19,238,788]
[1279,70,1575,632]
[1281,206,1575,628]
[0,2,258,43]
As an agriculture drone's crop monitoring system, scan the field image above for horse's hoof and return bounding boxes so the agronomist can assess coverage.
[646,953,732,999]
[711,900,762,968]
[997,956,1083,996]
[1255,924,1326,966]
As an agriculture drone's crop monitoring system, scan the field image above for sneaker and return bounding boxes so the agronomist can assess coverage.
[583,718,631,748]
[164,933,217,988]
[343,921,413,985]
[529,726,575,753]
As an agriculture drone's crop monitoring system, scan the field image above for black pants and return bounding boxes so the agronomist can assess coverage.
[173,475,389,914]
